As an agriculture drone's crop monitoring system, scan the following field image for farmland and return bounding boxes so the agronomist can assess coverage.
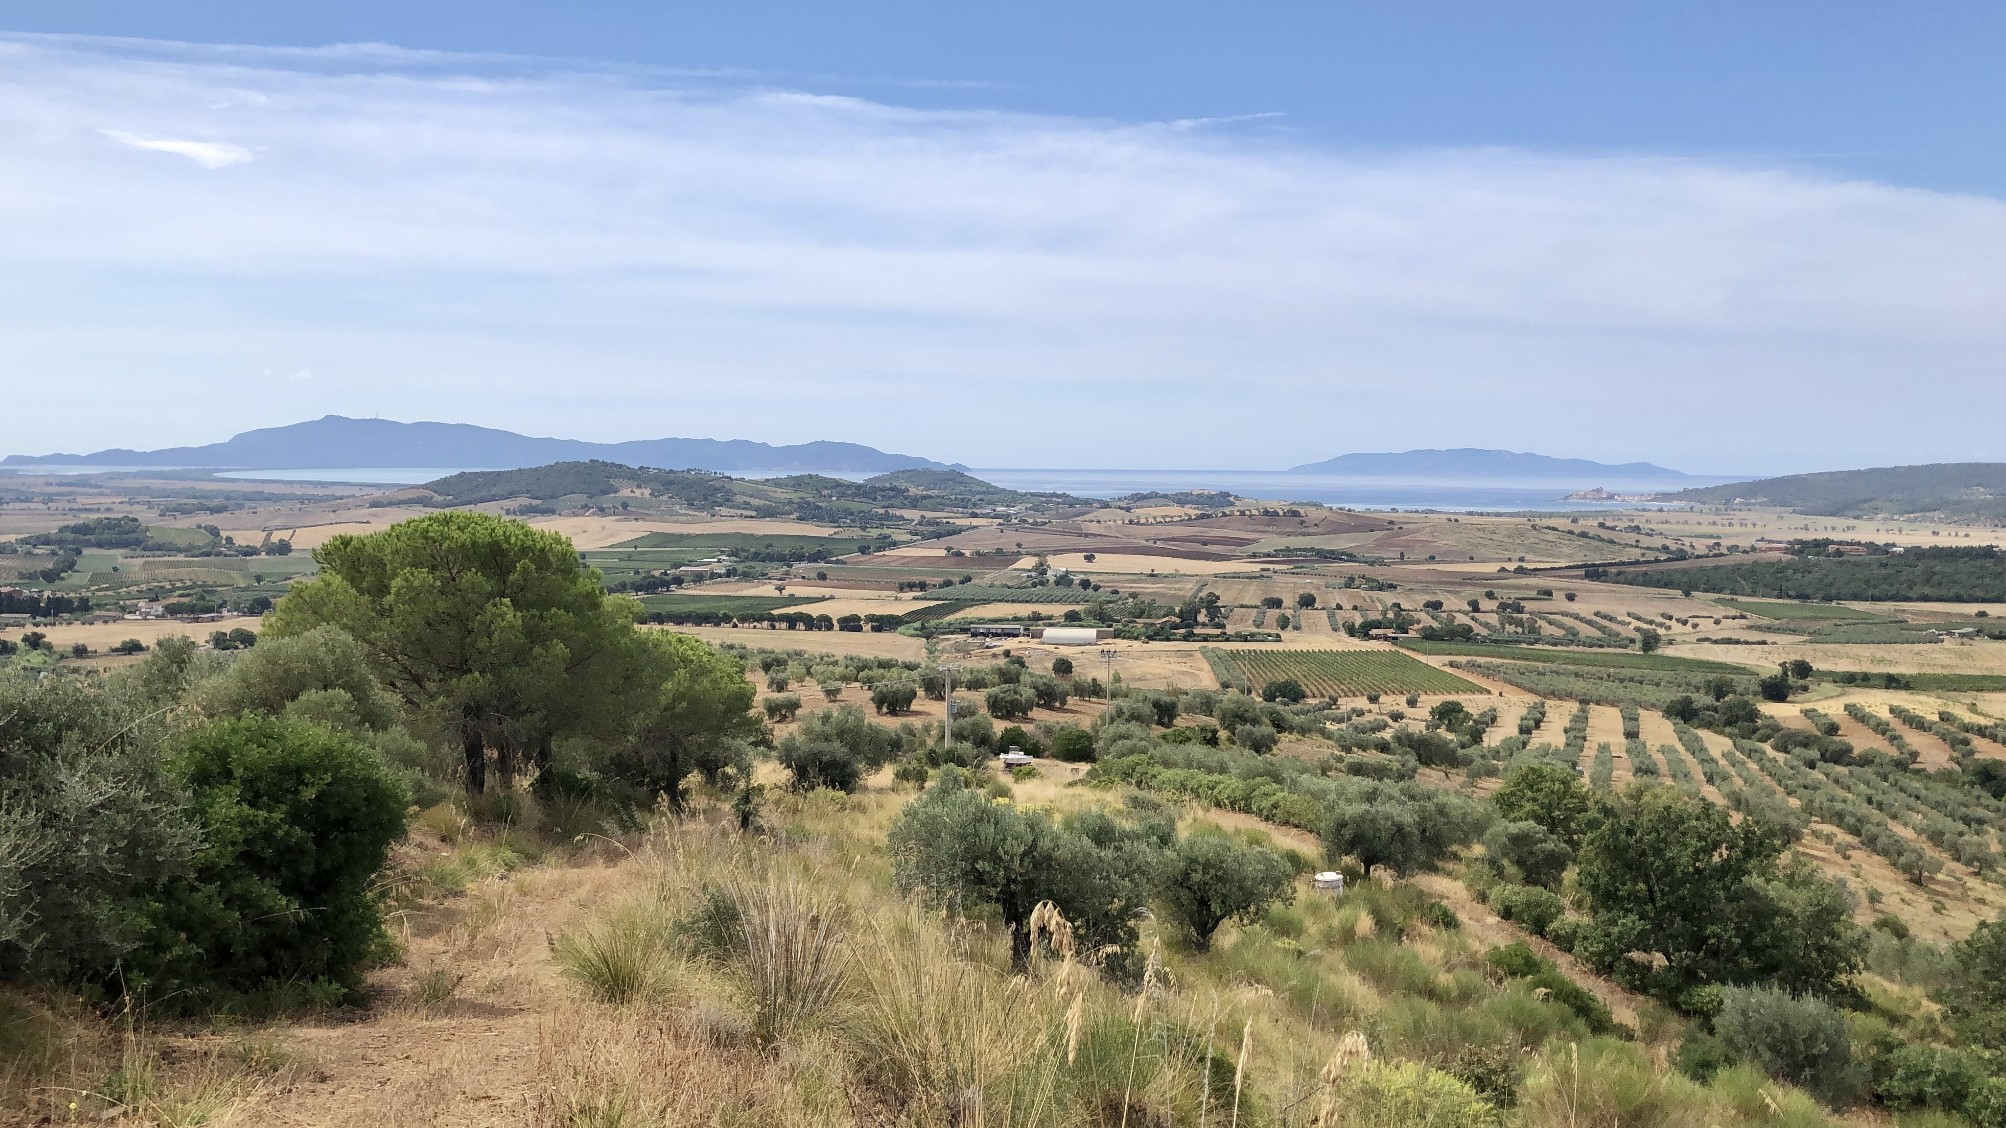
[1717,598,1879,620]
[1396,638,1754,674]
[1204,646,1482,696]
[635,594,828,616]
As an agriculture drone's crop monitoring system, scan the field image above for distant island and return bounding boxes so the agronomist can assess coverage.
[1287,448,1690,479]
[0,415,952,476]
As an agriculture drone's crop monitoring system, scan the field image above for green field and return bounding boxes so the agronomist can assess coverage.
[141,526,218,548]
[915,585,1091,604]
[1827,672,2006,693]
[1397,638,1753,674]
[638,594,828,616]
[1204,648,1482,697]
[606,532,893,556]
[1716,598,1877,621]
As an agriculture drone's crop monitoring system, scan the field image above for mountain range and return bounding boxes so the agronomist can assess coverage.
[1288,448,1690,479]
[0,416,953,475]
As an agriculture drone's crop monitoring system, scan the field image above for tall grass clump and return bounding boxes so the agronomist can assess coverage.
[1520,1038,1707,1128]
[727,871,849,1047]
[552,903,670,1005]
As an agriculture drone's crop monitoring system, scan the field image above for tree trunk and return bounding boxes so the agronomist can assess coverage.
[461,724,486,797]
[495,738,518,791]
[531,732,557,799]
[1008,919,1032,971]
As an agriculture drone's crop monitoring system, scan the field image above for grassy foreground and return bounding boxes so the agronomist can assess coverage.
[2,766,1866,1128]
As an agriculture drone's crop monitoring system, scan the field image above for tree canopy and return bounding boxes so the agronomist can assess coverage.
[1574,784,1861,1008]
[266,511,651,794]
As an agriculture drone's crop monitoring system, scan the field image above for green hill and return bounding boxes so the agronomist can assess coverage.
[421,461,743,508]
[1666,462,2006,519]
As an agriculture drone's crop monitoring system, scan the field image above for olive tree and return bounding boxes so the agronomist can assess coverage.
[888,771,1163,969]
[1158,830,1295,951]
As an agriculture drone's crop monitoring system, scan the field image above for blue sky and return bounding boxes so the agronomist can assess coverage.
[3,3,2004,474]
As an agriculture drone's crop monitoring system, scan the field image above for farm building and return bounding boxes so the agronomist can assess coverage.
[1038,626,1106,645]
[967,623,1031,638]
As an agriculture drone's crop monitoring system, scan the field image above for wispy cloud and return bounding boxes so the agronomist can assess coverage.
[1,34,2002,472]
[100,128,252,168]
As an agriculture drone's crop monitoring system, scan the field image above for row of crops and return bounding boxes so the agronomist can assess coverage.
[1451,659,1755,710]
[1201,648,1482,697]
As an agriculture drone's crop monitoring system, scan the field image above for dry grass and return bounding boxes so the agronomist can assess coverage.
[3,771,1891,1128]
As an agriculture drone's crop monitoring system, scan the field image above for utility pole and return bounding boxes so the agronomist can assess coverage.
[1099,648,1117,699]
[940,663,962,749]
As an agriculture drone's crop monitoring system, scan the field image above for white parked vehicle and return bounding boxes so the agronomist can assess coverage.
[999,746,1034,769]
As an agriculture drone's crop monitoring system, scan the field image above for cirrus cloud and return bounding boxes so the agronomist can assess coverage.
[100,128,252,168]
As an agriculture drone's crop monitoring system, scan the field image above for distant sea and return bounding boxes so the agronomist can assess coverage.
[968,469,1732,512]
[6,465,1735,511]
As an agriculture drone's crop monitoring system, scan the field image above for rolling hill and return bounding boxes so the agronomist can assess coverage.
[1663,462,2006,519]
[415,461,1091,514]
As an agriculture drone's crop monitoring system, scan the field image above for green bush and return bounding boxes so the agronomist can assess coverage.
[1482,820,1571,889]
[1326,1059,1501,1127]
[1873,1043,1982,1112]
[777,739,865,792]
[1541,914,1585,953]
[1484,942,1549,980]
[1674,1029,1739,1082]
[1234,723,1279,754]
[1049,726,1096,762]
[1714,985,1861,1107]
[0,675,201,989]
[143,715,408,1003]
[1966,1075,2006,1128]
[1489,884,1564,936]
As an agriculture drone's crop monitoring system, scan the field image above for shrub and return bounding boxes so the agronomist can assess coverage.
[1049,726,1096,762]
[1261,678,1307,704]
[870,681,918,715]
[1486,942,1550,980]
[985,683,1036,721]
[1234,723,1279,754]
[1326,1059,1501,1127]
[1873,1043,1982,1112]
[1482,820,1572,889]
[552,904,669,1005]
[1966,1076,2006,1128]
[762,694,801,722]
[728,873,849,1047]
[145,715,408,1001]
[1713,986,1861,1107]
[1489,884,1564,936]
[0,675,201,989]
[1051,656,1073,675]
[1541,914,1585,953]
[1673,1029,1738,1082]
[1520,1037,1703,1128]
[777,740,866,792]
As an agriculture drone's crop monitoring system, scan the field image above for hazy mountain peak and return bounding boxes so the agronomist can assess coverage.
[0,416,950,476]
[1287,448,1689,479]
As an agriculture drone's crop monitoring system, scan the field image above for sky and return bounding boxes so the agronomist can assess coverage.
[3,2,2005,476]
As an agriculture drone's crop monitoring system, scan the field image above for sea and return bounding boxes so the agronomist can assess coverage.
[5,464,1734,512]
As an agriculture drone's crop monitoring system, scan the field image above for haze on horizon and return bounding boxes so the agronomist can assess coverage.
[4,3,2005,477]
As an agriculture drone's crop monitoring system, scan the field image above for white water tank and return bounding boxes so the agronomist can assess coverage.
[1313,871,1346,893]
